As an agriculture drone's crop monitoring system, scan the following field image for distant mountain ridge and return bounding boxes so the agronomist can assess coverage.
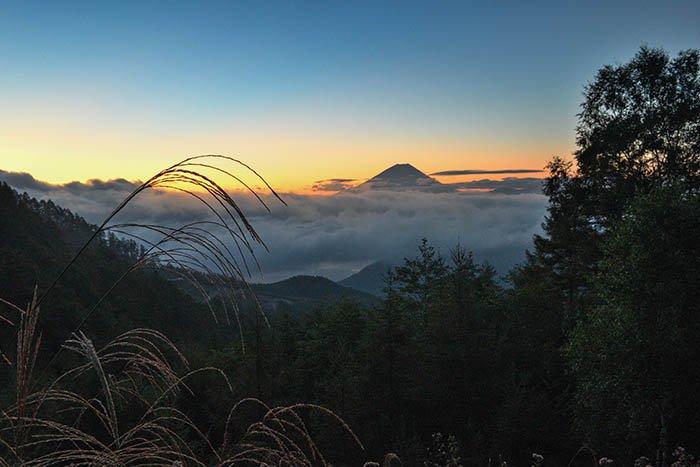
[350,163,449,193]
[250,275,378,312]
[338,261,396,296]
[253,275,368,300]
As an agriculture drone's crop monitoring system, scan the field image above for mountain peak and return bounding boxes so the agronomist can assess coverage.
[351,163,447,192]
[374,163,430,180]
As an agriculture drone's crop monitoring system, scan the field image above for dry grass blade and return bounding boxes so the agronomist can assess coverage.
[219,398,364,467]
[0,298,18,326]
[1,328,216,465]
[36,155,283,376]
[0,299,14,366]
[62,332,120,443]
[10,288,43,451]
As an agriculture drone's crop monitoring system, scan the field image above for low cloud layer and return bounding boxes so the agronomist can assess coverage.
[1,169,548,282]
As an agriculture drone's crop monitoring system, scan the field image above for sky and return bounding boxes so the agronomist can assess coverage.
[1,1,698,191]
[1,1,699,281]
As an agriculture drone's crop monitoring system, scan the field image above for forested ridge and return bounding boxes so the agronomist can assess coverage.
[1,46,700,466]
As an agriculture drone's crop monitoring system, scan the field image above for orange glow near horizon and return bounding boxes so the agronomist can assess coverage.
[0,117,572,194]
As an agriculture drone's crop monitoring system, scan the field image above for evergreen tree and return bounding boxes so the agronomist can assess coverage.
[567,185,700,465]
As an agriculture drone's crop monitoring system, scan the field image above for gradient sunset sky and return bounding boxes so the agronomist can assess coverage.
[1,1,699,192]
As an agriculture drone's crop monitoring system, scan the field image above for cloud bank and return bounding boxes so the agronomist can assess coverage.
[1,169,548,282]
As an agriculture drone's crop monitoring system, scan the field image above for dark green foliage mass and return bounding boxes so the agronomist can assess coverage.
[530,46,700,466]
[202,240,580,465]
[567,185,700,464]
[0,181,225,377]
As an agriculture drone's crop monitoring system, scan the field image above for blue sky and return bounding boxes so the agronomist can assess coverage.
[1,1,699,189]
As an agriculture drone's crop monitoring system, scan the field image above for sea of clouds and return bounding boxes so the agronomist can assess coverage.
[1,169,547,282]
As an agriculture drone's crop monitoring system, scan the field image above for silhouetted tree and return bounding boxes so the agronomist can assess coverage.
[394,238,447,323]
[534,46,700,322]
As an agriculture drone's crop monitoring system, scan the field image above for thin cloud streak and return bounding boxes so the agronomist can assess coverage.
[432,169,545,176]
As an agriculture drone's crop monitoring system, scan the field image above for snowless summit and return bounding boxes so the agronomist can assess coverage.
[351,163,447,192]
